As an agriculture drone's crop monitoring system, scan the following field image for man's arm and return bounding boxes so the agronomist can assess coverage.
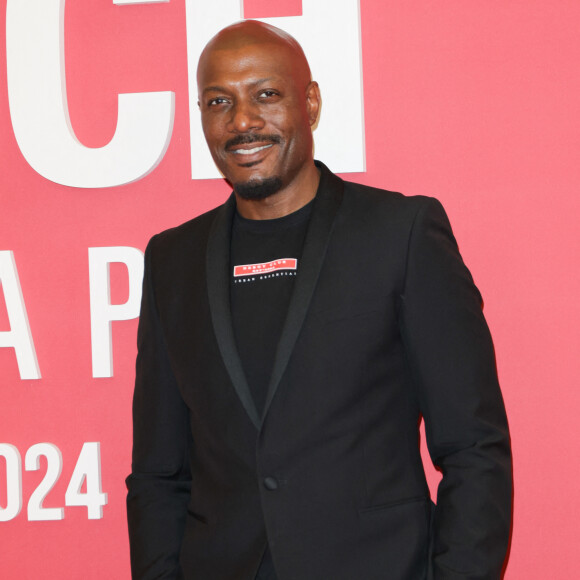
[399,198,512,579]
[126,238,192,580]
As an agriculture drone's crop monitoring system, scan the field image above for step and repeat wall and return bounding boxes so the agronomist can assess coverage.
[1,1,578,578]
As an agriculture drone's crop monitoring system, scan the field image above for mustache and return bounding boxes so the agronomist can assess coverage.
[225,134,282,149]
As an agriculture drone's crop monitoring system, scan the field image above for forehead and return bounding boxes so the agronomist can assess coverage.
[198,41,299,91]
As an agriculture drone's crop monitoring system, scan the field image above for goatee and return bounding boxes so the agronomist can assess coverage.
[233,176,283,201]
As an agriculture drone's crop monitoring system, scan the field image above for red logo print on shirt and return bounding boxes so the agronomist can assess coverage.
[233,259,297,278]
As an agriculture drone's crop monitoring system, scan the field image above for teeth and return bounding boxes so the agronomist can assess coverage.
[233,144,273,155]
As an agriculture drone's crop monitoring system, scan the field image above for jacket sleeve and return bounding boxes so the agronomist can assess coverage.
[126,238,192,580]
[398,198,512,579]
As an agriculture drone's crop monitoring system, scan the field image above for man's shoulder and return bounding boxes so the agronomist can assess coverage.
[340,176,439,223]
[146,198,229,255]
[317,162,436,215]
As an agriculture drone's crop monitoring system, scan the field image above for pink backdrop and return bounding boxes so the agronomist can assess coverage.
[2,1,579,577]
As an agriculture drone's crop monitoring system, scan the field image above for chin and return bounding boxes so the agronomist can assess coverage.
[233,176,283,200]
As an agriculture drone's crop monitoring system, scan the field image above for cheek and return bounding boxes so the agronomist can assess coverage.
[201,115,224,141]
[204,133,226,160]
[287,121,313,152]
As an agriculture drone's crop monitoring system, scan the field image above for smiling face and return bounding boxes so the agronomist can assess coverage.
[197,23,320,203]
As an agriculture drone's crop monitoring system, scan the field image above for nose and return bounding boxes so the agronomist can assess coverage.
[227,100,265,133]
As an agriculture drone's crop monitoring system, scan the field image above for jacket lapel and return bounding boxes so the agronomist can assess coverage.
[206,163,344,429]
[206,194,261,429]
[261,164,344,420]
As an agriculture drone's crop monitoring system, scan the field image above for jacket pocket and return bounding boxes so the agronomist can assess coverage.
[186,508,208,524]
[358,495,428,516]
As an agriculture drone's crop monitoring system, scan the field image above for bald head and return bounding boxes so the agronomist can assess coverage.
[197,20,312,90]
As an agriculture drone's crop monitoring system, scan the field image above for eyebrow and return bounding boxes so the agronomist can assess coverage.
[201,78,275,96]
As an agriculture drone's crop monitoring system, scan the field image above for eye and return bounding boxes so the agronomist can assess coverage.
[207,97,229,107]
[258,90,279,100]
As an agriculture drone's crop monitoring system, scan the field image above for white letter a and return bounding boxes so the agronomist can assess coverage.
[0,252,41,380]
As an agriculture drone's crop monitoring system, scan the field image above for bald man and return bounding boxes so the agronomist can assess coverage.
[126,20,512,580]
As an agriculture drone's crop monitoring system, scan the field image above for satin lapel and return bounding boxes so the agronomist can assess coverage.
[206,194,261,430]
[261,165,345,421]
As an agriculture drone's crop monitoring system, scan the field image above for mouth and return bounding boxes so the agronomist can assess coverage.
[231,143,274,156]
[226,139,279,168]
[225,134,282,165]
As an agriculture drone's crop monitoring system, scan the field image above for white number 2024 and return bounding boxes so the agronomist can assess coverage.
[0,442,107,521]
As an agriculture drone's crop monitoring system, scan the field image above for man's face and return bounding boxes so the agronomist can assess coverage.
[197,41,319,200]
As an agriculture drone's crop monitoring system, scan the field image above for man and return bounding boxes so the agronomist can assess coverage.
[126,20,512,580]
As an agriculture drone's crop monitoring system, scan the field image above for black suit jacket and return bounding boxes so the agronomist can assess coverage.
[126,162,512,580]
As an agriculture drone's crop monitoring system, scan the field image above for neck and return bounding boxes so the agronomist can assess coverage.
[234,163,320,220]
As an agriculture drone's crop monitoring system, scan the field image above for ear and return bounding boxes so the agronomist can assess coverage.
[305,81,321,127]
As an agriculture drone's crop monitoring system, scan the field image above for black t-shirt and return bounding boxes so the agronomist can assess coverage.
[230,200,313,415]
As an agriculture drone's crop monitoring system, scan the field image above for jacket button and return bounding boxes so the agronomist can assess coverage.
[263,476,279,491]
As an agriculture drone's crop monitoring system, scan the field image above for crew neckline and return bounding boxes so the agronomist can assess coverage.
[234,197,315,233]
